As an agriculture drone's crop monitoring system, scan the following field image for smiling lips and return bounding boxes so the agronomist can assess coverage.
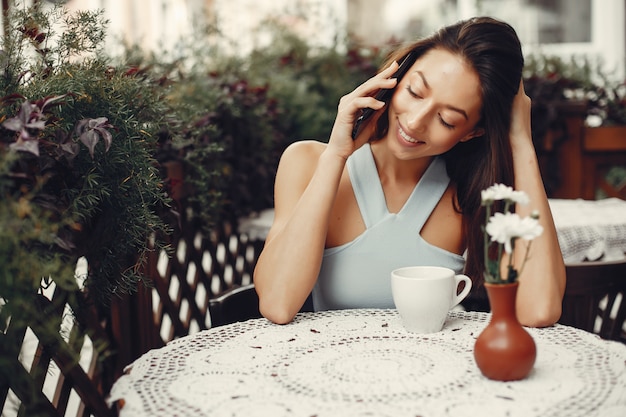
[398,125,424,145]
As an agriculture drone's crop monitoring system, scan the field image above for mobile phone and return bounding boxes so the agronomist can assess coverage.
[351,51,418,140]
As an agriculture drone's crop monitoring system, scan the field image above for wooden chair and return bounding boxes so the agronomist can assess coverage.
[208,284,262,327]
[208,284,315,328]
[560,259,626,343]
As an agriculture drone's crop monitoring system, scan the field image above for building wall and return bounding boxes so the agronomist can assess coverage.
[60,0,343,56]
[2,0,624,79]
[59,0,212,54]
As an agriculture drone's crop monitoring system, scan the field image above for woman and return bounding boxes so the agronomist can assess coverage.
[253,17,565,327]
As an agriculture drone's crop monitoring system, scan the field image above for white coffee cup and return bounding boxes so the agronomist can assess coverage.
[391,266,472,333]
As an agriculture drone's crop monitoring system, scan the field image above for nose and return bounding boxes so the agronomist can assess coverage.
[405,103,430,133]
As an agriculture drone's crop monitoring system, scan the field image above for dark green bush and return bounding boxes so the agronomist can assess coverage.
[0,5,172,304]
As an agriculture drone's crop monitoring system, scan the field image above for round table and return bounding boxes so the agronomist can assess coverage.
[109,309,626,417]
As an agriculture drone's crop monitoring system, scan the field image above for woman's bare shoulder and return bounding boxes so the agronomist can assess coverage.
[276,140,327,180]
[274,140,327,195]
[280,140,327,164]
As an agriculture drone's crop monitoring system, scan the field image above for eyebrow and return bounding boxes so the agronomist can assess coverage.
[417,71,469,120]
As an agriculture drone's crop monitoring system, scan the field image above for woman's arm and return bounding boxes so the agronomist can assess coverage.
[253,142,345,324]
[254,62,400,324]
[508,81,566,327]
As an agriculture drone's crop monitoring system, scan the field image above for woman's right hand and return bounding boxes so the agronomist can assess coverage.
[326,61,400,160]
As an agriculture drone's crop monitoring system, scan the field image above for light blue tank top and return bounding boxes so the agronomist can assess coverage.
[312,143,465,311]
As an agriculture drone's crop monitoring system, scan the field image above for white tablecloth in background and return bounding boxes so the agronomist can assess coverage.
[549,198,626,262]
[240,200,626,263]
[109,309,626,417]
[238,208,274,241]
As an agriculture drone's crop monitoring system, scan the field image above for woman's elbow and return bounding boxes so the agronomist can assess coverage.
[518,302,562,328]
[518,268,566,328]
[259,297,297,325]
[254,278,297,325]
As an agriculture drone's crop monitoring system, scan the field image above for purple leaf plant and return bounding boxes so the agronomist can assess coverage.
[2,95,114,159]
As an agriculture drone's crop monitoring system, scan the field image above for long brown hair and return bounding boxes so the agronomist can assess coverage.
[372,17,523,289]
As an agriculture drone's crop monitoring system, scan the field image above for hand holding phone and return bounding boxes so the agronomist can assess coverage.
[351,51,418,140]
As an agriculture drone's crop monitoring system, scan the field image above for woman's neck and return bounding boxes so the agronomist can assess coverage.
[369,140,433,186]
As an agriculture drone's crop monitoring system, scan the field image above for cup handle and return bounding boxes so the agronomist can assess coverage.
[452,274,472,307]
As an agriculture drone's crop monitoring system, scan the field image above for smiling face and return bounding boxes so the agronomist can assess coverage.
[386,48,484,159]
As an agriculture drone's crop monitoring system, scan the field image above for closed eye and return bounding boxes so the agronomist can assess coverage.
[406,85,421,99]
[407,86,455,130]
[439,115,455,130]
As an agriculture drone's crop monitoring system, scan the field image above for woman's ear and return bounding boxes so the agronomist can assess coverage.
[460,127,485,143]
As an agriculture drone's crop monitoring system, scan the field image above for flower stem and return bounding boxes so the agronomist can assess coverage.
[484,204,492,281]
[517,240,533,277]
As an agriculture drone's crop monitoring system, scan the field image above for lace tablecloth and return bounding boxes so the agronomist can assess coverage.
[109,309,626,417]
[549,198,626,262]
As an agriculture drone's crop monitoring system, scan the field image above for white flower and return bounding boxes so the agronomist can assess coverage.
[481,184,513,202]
[485,212,543,254]
[510,191,530,206]
[481,183,543,283]
[481,183,529,205]
[585,114,603,128]
[516,216,544,241]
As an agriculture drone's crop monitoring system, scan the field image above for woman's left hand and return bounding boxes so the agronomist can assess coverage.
[509,80,533,150]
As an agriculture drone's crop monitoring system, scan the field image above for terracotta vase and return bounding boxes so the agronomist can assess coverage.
[473,282,536,381]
